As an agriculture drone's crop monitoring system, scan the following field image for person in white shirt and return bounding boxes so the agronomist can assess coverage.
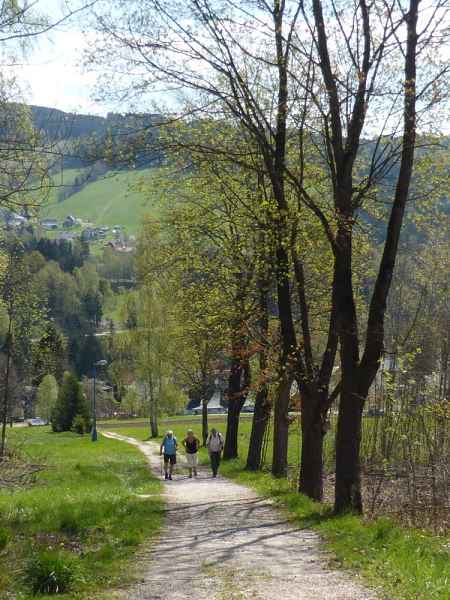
[205,428,224,477]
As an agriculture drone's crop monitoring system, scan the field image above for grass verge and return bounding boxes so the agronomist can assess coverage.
[0,427,163,599]
[114,421,450,600]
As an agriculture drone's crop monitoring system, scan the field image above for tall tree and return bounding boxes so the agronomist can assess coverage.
[51,371,89,433]
[0,239,44,456]
[92,0,449,511]
[304,0,448,512]
[35,374,58,423]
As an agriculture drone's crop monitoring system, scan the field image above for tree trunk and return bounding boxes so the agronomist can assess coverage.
[0,331,12,459]
[334,384,363,513]
[272,373,292,477]
[333,247,362,512]
[150,403,158,437]
[148,379,158,438]
[201,394,208,446]
[223,335,249,460]
[246,384,270,470]
[246,268,270,471]
[298,393,325,501]
[223,353,243,459]
[224,400,240,459]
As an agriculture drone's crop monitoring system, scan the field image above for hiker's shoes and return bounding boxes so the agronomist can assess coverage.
[168,474,173,480]
[164,473,169,480]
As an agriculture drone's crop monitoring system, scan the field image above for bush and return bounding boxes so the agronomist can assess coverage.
[24,549,80,595]
[71,414,88,435]
[0,527,10,550]
[58,507,80,535]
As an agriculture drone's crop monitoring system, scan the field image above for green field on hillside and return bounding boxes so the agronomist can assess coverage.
[41,168,160,233]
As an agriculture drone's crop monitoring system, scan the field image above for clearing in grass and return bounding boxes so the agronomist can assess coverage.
[41,168,160,234]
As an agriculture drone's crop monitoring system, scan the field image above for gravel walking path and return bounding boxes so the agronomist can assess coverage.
[103,432,378,600]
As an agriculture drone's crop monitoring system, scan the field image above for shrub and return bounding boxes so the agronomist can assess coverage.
[0,527,10,550]
[58,508,80,535]
[24,549,80,595]
[71,414,88,435]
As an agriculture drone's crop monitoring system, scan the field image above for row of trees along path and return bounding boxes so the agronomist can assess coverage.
[90,0,450,515]
[103,431,377,600]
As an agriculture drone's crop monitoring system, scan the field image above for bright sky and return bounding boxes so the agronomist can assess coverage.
[11,0,107,115]
[8,0,450,127]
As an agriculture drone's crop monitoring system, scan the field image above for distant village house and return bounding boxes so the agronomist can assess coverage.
[41,218,58,230]
[63,215,79,228]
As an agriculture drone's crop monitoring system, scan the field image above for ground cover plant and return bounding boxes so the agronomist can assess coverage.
[0,427,163,598]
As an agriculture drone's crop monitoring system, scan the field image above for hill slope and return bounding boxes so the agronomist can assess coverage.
[41,169,159,233]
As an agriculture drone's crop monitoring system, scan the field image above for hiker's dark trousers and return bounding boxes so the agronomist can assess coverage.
[210,451,221,476]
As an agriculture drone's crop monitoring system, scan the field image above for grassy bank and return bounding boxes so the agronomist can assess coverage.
[219,462,450,600]
[0,427,163,599]
[113,420,450,600]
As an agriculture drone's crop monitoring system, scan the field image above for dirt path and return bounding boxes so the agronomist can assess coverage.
[103,432,378,600]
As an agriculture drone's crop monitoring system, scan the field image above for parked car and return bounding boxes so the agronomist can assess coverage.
[27,418,48,426]
[241,406,255,413]
[366,408,385,417]
[192,406,227,415]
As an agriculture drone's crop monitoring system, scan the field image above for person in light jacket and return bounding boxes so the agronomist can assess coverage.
[206,428,224,477]
[160,430,178,480]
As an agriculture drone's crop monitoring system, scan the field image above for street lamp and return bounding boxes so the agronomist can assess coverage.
[91,359,108,442]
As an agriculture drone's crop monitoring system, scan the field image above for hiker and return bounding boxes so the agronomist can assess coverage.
[182,428,200,478]
[160,430,178,480]
[206,427,224,477]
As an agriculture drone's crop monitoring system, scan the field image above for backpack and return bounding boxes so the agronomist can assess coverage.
[163,435,177,453]
[207,432,223,452]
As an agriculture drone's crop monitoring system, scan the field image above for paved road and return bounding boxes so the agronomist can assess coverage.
[102,432,378,600]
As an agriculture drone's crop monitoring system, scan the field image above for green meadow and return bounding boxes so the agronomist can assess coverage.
[40,168,159,233]
[0,427,163,599]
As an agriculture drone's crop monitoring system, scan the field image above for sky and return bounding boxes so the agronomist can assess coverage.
[8,0,450,127]
[10,0,108,115]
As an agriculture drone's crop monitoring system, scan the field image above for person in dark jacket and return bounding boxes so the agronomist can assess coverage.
[182,429,200,477]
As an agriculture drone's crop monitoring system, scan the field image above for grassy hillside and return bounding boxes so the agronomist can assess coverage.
[41,168,159,233]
